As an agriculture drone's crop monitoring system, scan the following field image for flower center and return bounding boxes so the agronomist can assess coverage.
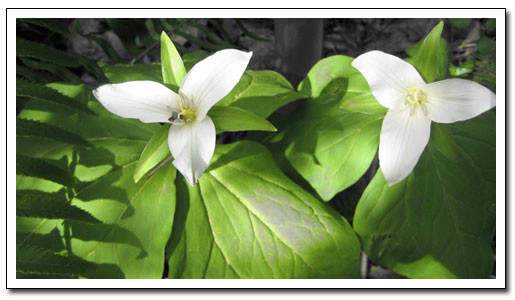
[168,94,196,124]
[404,89,429,116]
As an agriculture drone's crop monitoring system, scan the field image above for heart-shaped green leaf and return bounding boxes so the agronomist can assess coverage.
[166,141,361,278]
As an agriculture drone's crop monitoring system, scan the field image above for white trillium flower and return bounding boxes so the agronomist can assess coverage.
[93,49,252,186]
[352,50,495,186]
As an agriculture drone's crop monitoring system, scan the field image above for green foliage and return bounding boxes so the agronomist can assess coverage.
[449,60,475,77]
[18,57,83,83]
[182,50,210,71]
[209,106,277,133]
[485,19,496,34]
[160,32,187,87]
[166,141,361,278]
[406,21,449,83]
[16,154,78,187]
[448,18,472,29]
[17,189,100,223]
[100,63,163,83]
[298,55,358,98]
[133,124,171,183]
[353,112,495,278]
[17,37,81,68]
[17,83,174,278]
[15,18,496,280]
[17,118,93,147]
[351,21,496,279]
[16,78,96,115]
[217,70,301,118]
[17,246,125,279]
[259,55,386,201]
[18,18,71,35]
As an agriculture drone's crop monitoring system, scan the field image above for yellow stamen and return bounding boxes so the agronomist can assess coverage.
[405,89,429,116]
[171,94,196,124]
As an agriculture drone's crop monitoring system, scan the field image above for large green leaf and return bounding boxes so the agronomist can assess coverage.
[297,55,359,98]
[217,70,301,118]
[353,112,495,278]
[259,55,387,201]
[166,141,361,278]
[16,83,176,278]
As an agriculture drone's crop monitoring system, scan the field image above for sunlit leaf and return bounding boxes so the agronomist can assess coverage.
[449,60,475,77]
[298,55,359,98]
[16,154,78,187]
[133,124,171,183]
[17,83,176,278]
[166,141,361,278]
[258,55,386,201]
[217,70,301,118]
[17,189,100,223]
[209,106,277,133]
[406,21,449,83]
[160,32,187,87]
[16,78,96,115]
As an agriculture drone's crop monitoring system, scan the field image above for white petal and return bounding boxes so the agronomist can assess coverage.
[179,49,252,120]
[424,79,496,123]
[93,81,180,123]
[168,116,216,186]
[352,50,426,109]
[379,105,431,186]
